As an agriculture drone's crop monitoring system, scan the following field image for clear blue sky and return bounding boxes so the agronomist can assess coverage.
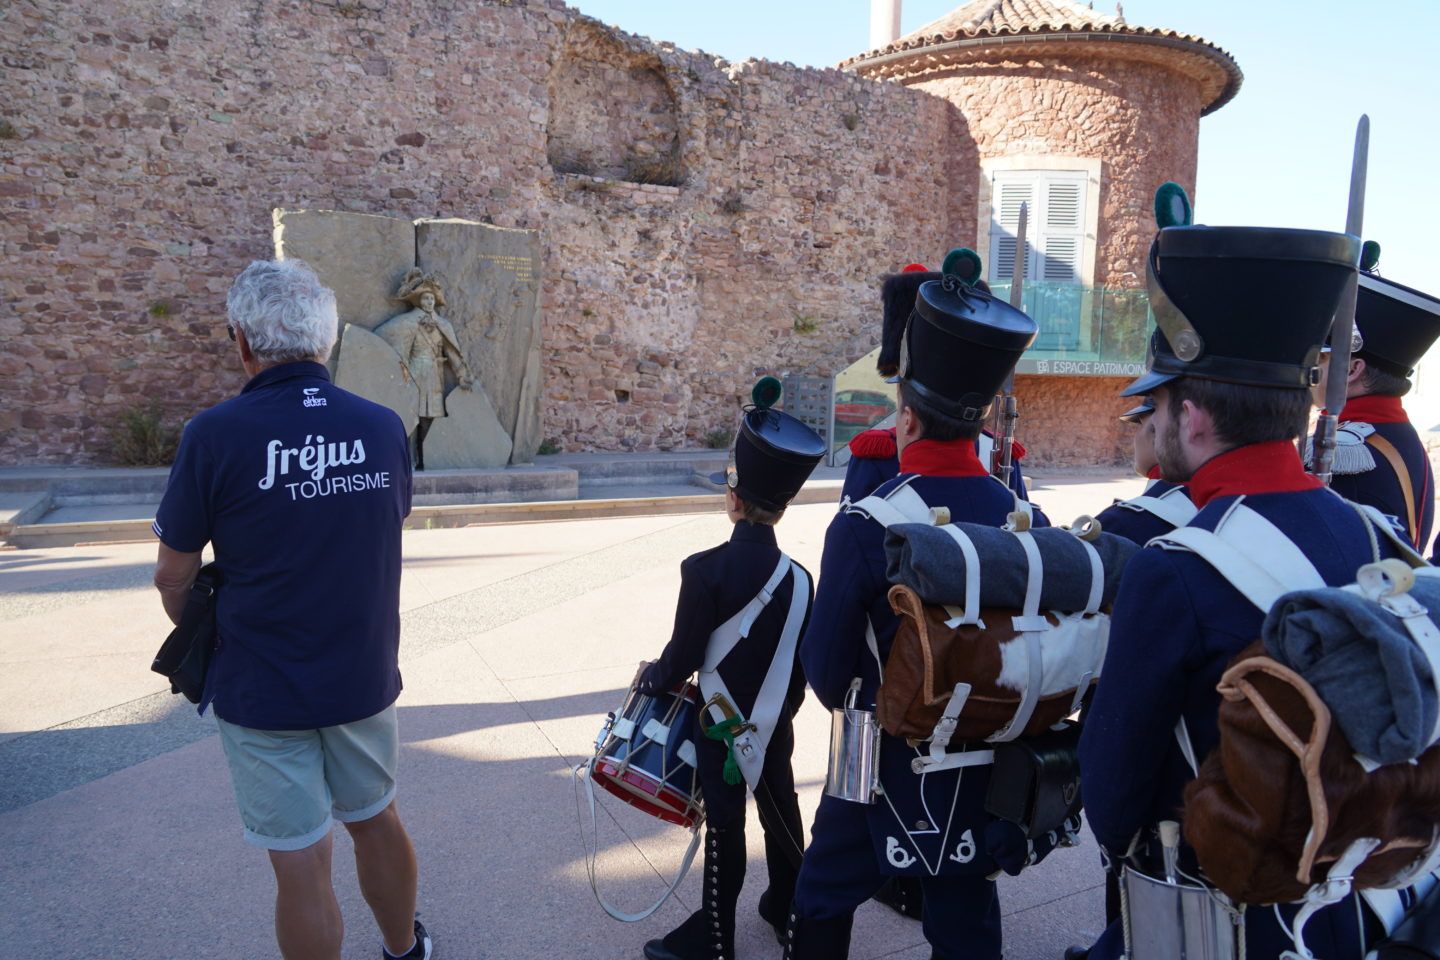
[569,0,1438,286]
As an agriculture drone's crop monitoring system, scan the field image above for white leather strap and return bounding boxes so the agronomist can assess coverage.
[1283,837,1382,960]
[1076,534,1104,616]
[699,560,810,791]
[939,524,984,626]
[1121,489,1198,528]
[702,556,791,673]
[910,747,995,774]
[1010,529,1048,632]
[923,682,972,770]
[1154,502,1325,612]
[1175,716,1199,775]
[988,628,1043,743]
[849,480,932,530]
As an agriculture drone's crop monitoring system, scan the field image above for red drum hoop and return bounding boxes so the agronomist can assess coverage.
[589,676,705,830]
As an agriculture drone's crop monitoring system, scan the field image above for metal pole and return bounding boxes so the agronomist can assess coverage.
[993,202,1027,484]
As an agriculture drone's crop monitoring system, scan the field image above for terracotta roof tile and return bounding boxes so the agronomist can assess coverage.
[841,0,1242,114]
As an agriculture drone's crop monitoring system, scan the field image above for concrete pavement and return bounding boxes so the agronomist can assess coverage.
[0,471,1142,960]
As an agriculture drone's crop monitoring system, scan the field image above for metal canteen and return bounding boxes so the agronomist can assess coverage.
[1119,867,1243,960]
[825,678,881,804]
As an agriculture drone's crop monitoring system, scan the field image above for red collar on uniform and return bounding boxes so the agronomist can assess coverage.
[1339,394,1409,425]
[1187,440,1321,508]
[1146,465,1162,480]
[898,438,991,477]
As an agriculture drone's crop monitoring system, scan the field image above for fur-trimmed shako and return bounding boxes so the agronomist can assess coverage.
[878,259,992,377]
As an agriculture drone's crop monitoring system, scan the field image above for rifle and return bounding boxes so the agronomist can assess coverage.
[1311,115,1370,485]
[992,201,1028,486]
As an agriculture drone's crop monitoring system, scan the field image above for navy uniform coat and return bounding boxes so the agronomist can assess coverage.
[640,521,813,828]
[1325,396,1434,555]
[1079,441,1401,960]
[1093,477,1193,546]
[803,439,1050,880]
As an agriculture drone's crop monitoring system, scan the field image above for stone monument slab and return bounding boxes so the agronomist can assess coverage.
[423,386,514,470]
[415,218,543,464]
[273,209,416,333]
[333,323,420,437]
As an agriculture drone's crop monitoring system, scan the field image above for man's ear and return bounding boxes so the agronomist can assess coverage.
[236,327,256,365]
[1180,398,1210,445]
[1348,357,1367,386]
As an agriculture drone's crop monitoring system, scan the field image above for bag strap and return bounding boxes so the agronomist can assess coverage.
[701,555,792,672]
[847,478,931,529]
[1120,487,1199,528]
[1366,433,1419,548]
[1153,500,1326,612]
[699,562,810,791]
[938,524,984,627]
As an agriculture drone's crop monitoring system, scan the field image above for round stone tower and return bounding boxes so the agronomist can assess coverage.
[844,0,1242,466]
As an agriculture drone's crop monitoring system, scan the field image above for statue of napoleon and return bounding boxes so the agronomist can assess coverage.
[376,269,474,470]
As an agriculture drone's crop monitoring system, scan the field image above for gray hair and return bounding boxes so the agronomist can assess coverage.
[225,259,338,365]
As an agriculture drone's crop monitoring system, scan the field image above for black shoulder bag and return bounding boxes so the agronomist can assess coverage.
[151,563,221,704]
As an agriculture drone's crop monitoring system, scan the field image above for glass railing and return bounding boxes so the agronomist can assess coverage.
[988,282,1154,376]
[821,283,1155,464]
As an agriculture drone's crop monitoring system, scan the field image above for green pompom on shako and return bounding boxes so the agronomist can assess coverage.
[751,374,782,410]
[1154,181,1193,229]
[940,247,984,287]
[1361,240,1382,272]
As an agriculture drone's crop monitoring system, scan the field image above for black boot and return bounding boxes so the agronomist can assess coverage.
[783,910,853,960]
[644,825,745,960]
[873,876,925,919]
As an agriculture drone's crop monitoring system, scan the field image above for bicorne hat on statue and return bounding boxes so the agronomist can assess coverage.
[1351,242,1440,377]
[892,248,1037,422]
[707,377,826,513]
[1121,182,1362,398]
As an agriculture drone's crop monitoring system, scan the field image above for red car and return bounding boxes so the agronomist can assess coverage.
[834,389,895,427]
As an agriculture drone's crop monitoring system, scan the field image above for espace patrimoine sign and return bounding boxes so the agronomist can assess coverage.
[1014,359,1147,377]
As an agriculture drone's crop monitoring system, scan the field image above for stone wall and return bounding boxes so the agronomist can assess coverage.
[0,0,1212,468]
[0,0,962,463]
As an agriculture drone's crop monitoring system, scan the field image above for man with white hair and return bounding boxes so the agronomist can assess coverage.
[152,259,430,960]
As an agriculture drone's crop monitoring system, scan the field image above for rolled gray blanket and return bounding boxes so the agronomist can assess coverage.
[1263,576,1440,765]
[883,522,1139,612]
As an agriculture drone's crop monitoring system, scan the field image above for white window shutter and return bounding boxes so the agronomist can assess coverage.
[989,175,1037,283]
[1037,174,1085,284]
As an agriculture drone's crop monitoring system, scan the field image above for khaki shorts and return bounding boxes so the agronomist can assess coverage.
[215,704,399,851]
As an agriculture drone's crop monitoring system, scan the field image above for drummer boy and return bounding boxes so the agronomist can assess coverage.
[636,376,826,960]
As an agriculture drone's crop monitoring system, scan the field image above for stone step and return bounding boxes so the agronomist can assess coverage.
[4,480,845,549]
[0,491,52,537]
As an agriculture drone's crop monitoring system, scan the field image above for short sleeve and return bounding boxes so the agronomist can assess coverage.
[152,421,215,553]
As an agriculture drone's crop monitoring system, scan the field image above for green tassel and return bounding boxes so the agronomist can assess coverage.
[751,375,782,410]
[940,247,983,286]
[703,716,748,786]
[1154,181,1193,228]
[1361,240,1381,272]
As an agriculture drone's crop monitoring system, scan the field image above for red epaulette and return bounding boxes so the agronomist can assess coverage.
[849,427,898,460]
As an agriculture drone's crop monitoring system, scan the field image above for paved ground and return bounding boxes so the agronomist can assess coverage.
[0,470,1141,960]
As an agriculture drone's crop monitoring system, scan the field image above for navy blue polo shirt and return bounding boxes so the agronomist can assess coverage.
[154,361,413,730]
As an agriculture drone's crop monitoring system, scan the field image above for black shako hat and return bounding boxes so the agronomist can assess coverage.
[879,256,992,378]
[708,377,826,513]
[1118,396,1156,424]
[894,262,1037,422]
[1122,202,1361,397]
[1353,248,1440,377]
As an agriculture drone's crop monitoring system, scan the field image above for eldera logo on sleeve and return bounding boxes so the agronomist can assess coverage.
[301,387,327,408]
[258,435,392,501]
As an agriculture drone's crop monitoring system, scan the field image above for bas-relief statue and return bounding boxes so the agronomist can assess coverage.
[375,269,475,470]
